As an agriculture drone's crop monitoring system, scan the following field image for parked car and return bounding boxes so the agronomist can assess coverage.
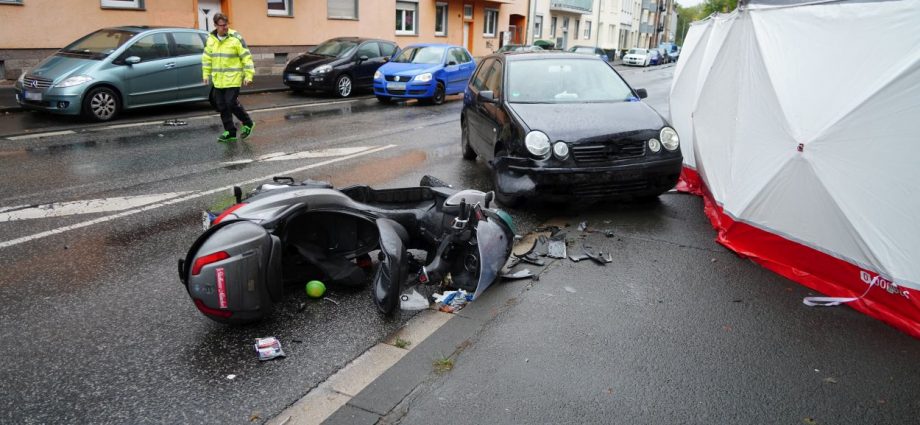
[283,37,398,98]
[496,44,545,53]
[567,45,610,62]
[460,52,682,205]
[14,26,210,122]
[622,48,651,67]
[373,43,475,105]
[656,47,670,64]
[668,46,681,62]
[648,49,664,65]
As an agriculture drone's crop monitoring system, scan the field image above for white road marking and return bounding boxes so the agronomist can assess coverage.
[0,144,395,250]
[7,130,76,140]
[220,147,373,166]
[0,192,192,222]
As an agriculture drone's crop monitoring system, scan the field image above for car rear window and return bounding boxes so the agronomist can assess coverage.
[507,58,634,104]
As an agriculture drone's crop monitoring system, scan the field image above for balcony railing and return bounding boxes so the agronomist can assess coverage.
[550,0,593,14]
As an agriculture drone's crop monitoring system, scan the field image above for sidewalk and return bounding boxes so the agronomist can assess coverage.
[0,74,288,113]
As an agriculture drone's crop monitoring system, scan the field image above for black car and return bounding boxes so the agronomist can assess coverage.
[283,37,398,97]
[460,52,683,205]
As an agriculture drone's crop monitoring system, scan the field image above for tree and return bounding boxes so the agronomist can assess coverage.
[702,0,738,15]
[674,3,704,46]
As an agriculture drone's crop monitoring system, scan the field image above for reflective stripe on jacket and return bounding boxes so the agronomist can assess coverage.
[202,29,255,89]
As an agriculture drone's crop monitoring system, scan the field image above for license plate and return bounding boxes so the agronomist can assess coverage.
[24,91,42,101]
[387,82,406,91]
[286,74,305,82]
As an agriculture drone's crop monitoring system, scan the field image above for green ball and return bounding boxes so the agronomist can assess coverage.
[306,280,326,298]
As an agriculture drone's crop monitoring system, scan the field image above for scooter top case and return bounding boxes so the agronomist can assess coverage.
[179,219,282,325]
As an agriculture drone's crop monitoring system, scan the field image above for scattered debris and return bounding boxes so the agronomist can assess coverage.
[524,358,529,363]
[577,221,588,232]
[517,254,546,266]
[163,119,188,126]
[604,230,615,238]
[547,233,567,259]
[711,258,717,263]
[500,269,535,279]
[323,297,339,305]
[434,290,472,313]
[564,286,577,293]
[157,133,164,137]
[803,417,817,425]
[226,374,237,380]
[823,377,838,384]
[400,289,429,310]
[254,337,286,361]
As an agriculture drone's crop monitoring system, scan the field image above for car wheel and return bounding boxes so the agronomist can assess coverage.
[430,82,445,106]
[335,74,352,98]
[461,118,477,160]
[491,150,523,207]
[82,86,120,122]
[376,95,392,104]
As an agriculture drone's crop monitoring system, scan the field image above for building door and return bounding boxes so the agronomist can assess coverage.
[463,22,472,52]
[198,0,221,32]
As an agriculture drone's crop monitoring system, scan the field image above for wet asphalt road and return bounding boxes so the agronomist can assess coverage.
[0,65,673,423]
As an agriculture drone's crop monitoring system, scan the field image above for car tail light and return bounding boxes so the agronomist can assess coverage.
[194,299,233,318]
[212,203,247,226]
[191,251,230,275]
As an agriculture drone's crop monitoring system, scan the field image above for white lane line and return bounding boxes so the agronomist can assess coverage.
[0,192,192,222]
[7,130,76,140]
[0,144,395,250]
[219,147,373,166]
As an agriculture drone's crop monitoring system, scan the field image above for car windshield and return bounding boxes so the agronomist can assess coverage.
[508,59,635,104]
[628,48,648,55]
[392,46,445,64]
[59,29,137,60]
[311,40,358,58]
[569,47,596,54]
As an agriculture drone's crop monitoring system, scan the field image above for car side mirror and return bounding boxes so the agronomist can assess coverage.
[383,56,389,62]
[125,56,141,65]
[447,60,458,66]
[635,88,648,99]
[359,55,369,62]
[478,90,498,104]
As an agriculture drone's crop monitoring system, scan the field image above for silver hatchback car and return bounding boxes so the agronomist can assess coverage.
[14,26,211,122]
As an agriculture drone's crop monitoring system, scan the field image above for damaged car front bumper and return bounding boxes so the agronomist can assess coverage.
[493,156,683,201]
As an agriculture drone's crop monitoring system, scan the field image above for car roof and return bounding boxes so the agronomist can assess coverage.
[106,26,201,33]
[497,51,604,61]
[327,37,393,43]
[405,43,459,48]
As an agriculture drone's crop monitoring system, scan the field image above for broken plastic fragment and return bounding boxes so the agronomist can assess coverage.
[547,232,567,259]
[578,221,588,232]
[253,337,286,361]
[400,289,429,310]
[501,269,534,279]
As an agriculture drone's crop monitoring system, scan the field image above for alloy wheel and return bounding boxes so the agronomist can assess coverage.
[91,91,117,120]
[337,75,352,97]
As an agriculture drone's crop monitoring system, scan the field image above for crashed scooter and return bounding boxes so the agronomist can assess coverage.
[178,175,514,324]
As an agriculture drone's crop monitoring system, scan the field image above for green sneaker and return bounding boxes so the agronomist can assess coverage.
[240,123,255,140]
[217,131,237,143]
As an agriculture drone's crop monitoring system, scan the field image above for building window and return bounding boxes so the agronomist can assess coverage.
[0,0,24,4]
[575,20,580,39]
[267,0,292,16]
[101,0,143,9]
[396,2,417,35]
[435,2,448,36]
[608,24,615,43]
[463,4,473,19]
[534,15,543,39]
[483,8,498,37]
[550,17,557,37]
[562,17,569,31]
[328,0,357,19]
[584,21,591,39]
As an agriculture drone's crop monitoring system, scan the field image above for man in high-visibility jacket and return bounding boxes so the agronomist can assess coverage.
[202,13,255,143]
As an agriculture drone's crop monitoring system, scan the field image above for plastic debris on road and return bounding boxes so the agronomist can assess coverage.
[400,289,430,310]
[546,232,567,259]
[500,269,534,279]
[254,337,286,361]
[163,119,188,126]
[434,290,472,313]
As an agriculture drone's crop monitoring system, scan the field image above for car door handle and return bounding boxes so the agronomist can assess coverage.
[164,63,176,69]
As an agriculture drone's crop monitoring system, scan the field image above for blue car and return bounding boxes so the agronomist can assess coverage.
[373,43,476,105]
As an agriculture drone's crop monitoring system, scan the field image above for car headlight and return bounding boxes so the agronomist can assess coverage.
[648,138,661,153]
[310,64,332,75]
[55,75,93,88]
[525,131,551,159]
[374,70,382,80]
[552,141,569,159]
[17,70,27,84]
[660,127,680,151]
[414,73,433,83]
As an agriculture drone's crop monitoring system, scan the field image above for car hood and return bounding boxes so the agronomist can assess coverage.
[624,53,648,59]
[28,54,100,83]
[286,53,339,72]
[378,62,441,77]
[508,101,667,142]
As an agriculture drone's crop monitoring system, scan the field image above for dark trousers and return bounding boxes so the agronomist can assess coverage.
[213,87,252,135]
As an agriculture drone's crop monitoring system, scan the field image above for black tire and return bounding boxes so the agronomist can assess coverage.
[491,150,523,207]
[82,86,120,122]
[461,118,477,160]
[376,95,392,104]
[430,82,445,106]
[335,74,353,98]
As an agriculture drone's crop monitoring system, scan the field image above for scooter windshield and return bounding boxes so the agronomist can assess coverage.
[472,218,512,300]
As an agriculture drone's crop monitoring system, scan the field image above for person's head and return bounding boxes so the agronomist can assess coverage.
[213,13,229,36]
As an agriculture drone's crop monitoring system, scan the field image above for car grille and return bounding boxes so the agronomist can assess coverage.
[23,76,53,89]
[385,75,412,82]
[571,140,646,163]
[388,89,406,95]
[571,180,650,198]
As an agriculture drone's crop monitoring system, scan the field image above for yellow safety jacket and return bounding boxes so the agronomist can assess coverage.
[202,29,255,89]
